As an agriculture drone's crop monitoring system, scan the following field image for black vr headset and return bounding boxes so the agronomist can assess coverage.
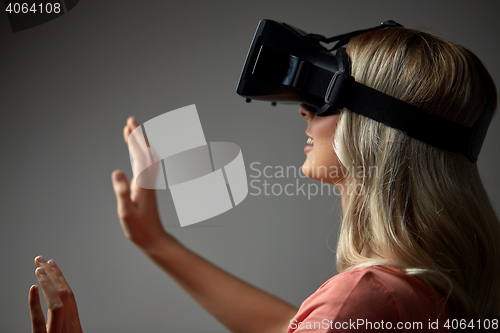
[236,20,493,163]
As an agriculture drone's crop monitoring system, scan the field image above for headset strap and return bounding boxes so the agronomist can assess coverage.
[300,68,492,162]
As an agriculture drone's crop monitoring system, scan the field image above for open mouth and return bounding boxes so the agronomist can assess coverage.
[306,137,314,145]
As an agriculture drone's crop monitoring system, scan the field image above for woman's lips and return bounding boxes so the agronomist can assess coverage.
[304,137,314,153]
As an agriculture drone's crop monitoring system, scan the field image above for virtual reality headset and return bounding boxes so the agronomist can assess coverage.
[236,20,493,163]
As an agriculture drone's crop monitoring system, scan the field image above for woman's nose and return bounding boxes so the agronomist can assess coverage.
[299,104,315,121]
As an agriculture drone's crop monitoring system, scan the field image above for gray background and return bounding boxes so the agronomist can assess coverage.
[1,1,499,332]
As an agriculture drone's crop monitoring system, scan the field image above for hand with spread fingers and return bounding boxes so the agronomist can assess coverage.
[29,256,83,333]
[111,116,173,251]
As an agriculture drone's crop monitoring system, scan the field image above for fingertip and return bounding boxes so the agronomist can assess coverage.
[113,170,127,182]
[29,285,39,305]
[34,256,46,266]
[112,172,132,206]
[48,259,57,269]
[127,116,135,127]
[30,284,38,296]
[35,267,46,276]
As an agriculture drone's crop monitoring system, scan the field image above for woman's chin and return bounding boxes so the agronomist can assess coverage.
[302,163,342,185]
[302,163,322,182]
[301,163,312,179]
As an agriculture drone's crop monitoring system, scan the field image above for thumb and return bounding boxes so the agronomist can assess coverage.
[112,170,134,217]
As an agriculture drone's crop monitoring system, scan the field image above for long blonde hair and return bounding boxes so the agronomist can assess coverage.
[333,27,500,324]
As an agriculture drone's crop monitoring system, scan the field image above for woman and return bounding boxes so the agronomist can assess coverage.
[29,26,500,332]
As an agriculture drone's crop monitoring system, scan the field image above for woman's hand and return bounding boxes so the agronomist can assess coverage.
[109,118,297,333]
[112,117,173,251]
[29,256,83,333]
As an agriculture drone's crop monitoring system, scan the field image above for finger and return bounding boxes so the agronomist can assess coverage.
[35,267,64,333]
[112,170,135,219]
[29,285,47,333]
[126,125,150,163]
[123,117,139,143]
[35,257,71,308]
[127,116,139,130]
[47,259,83,330]
[46,260,72,297]
[123,124,130,144]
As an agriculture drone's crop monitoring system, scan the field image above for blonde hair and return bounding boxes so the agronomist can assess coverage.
[333,27,500,324]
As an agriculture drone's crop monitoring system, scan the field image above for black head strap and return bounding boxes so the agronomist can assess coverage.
[315,71,493,162]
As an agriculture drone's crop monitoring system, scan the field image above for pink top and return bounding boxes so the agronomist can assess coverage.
[287,266,451,332]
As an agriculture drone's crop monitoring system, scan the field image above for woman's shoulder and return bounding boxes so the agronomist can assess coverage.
[300,265,416,318]
[319,265,430,300]
[289,265,450,331]
[317,265,448,313]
